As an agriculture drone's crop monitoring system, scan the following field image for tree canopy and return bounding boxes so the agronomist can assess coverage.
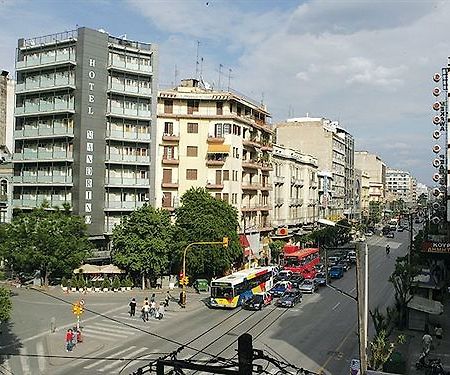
[173,187,241,279]
[112,204,173,286]
[0,287,12,323]
[0,206,92,286]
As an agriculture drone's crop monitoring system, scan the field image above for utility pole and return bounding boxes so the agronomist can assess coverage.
[356,242,368,374]
[238,333,253,375]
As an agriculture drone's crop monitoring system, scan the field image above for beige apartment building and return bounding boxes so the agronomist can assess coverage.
[275,117,354,220]
[355,151,386,204]
[156,79,273,240]
[272,144,318,232]
[0,70,14,151]
[386,169,417,208]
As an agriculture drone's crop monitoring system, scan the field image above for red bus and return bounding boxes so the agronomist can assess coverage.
[282,245,320,279]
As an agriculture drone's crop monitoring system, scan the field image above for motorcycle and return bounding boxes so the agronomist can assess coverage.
[416,354,449,374]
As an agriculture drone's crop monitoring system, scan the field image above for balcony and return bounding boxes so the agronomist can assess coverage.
[14,150,73,161]
[14,126,74,139]
[242,160,260,170]
[104,200,147,211]
[242,138,261,149]
[105,177,149,187]
[206,182,224,189]
[289,198,304,206]
[291,177,304,187]
[310,181,318,189]
[161,181,179,188]
[260,143,273,151]
[107,106,152,120]
[260,184,272,191]
[241,183,260,191]
[15,100,75,116]
[13,197,72,208]
[16,77,75,94]
[16,53,76,71]
[108,59,153,75]
[162,157,179,165]
[107,82,152,97]
[241,204,259,212]
[13,175,73,185]
[275,197,284,206]
[105,154,150,164]
[162,134,180,142]
[106,130,151,142]
[260,162,273,171]
[206,159,225,167]
[207,136,225,144]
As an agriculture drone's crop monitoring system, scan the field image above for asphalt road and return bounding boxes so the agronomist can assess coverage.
[0,231,412,375]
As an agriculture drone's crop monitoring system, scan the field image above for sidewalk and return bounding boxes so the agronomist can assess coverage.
[405,297,450,374]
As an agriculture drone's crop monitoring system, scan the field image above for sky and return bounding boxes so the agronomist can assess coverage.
[0,0,447,185]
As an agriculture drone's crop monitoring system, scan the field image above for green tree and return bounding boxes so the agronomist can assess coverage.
[0,206,92,286]
[368,330,406,371]
[112,204,172,289]
[0,287,12,323]
[369,201,382,224]
[269,240,285,264]
[173,187,241,279]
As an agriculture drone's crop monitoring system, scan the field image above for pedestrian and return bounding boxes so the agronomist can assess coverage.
[165,290,171,307]
[150,293,156,303]
[422,328,433,355]
[150,300,156,317]
[142,302,150,321]
[129,298,137,317]
[158,302,165,320]
[435,323,443,343]
[65,329,74,352]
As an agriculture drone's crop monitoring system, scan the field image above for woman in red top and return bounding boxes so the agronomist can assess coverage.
[65,329,74,352]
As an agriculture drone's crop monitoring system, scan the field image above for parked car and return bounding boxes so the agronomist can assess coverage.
[314,272,327,286]
[277,270,293,281]
[298,279,317,294]
[386,232,395,238]
[242,292,273,310]
[348,251,357,264]
[364,230,374,237]
[329,265,344,279]
[338,260,350,271]
[328,256,340,266]
[397,226,405,232]
[315,264,325,273]
[275,289,302,308]
[269,281,292,297]
[289,274,305,288]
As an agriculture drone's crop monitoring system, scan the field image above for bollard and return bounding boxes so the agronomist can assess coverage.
[50,317,56,333]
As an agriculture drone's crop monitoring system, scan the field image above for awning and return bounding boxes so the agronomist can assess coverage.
[407,295,443,315]
[99,264,125,274]
[239,234,250,248]
[73,264,102,274]
[207,144,230,153]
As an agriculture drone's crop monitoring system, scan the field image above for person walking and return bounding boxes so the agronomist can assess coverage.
[129,298,137,317]
[150,293,156,303]
[150,299,156,318]
[65,329,74,352]
[435,323,443,345]
[385,244,390,256]
[165,290,171,307]
[158,302,165,320]
[422,328,433,355]
[142,302,150,322]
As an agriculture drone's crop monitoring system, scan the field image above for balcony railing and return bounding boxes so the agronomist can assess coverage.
[13,197,71,208]
[108,58,153,74]
[105,154,150,164]
[14,151,73,161]
[15,100,75,115]
[13,175,73,184]
[16,76,75,93]
[273,176,285,184]
[105,177,149,186]
[106,130,151,141]
[15,126,74,138]
[108,82,152,96]
[107,106,152,119]
[16,51,76,70]
[104,201,147,210]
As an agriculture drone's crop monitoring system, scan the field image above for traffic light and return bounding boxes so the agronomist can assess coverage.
[72,302,84,316]
[179,271,184,279]
[223,236,229,248]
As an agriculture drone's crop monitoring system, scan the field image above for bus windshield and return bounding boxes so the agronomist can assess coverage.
[211,285,234,298]
[284,257,301,266]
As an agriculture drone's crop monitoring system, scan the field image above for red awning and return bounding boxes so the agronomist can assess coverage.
[239,234,250,248]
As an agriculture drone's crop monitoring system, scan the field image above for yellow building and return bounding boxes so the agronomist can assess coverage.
[156,79,273,241]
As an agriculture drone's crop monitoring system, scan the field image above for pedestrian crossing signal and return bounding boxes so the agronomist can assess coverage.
[179,276,189,286]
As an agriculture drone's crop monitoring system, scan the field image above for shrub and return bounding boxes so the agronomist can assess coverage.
[101,278,111,289]
[61,276,68,287]
[86,279,93,288]
[78,275,86,289]
[126,277,133,288]
[112,275,121,290]
[70,277,77,289]
[94,279,101,289]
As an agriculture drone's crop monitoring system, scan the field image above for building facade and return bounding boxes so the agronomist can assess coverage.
[0,147,13,223]
[156,79,273,239]
[0,70,15,152]
[355,151,386,204]
[275,117,354,220]
[272,144,318,231]
[13,27,158,239]
[386,169,416,207]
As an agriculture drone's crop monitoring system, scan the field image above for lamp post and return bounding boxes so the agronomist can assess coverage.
[180,237,229,307]
[317,219,368,375]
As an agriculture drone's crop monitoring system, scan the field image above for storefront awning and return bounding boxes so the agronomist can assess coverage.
[407,295,443,315]
[207,144,230,153]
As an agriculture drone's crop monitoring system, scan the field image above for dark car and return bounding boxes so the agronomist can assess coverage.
[242,292,273,310]
[315,264,325,273]
[289,274,305,288]
[298,279,317,294]
[329,265,344,279]
[397,226,404,232]
[386,232,395,238]
[314,272,327,286]
[269,281,292,297]
[275,289,302,308]
[337,260,350,271]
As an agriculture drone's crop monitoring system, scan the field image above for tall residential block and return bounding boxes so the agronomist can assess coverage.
[0,70,15,151]
[272,144,318,231]
[386,169,417,208]
[156,79,273,241]
[275,117,355,220]
[354,151,386,204]
[13,27,158,241]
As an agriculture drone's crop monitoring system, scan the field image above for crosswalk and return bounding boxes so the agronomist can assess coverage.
[1,343,45,375]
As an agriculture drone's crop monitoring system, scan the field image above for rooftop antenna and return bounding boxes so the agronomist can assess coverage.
[200,57,204,79]
[174,64,179,87]
[227,68,232,91]
[261,91,264,105]
[218,64,223,90]
[195,41,200,79]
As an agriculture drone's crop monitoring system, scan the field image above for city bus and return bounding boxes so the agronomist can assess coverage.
[282,246,320,279]
[209,266,274,309]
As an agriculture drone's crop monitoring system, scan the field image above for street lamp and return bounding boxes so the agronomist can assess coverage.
[318,219,368,375]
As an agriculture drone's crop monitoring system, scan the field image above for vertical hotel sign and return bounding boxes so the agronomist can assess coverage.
[84,58,96,225]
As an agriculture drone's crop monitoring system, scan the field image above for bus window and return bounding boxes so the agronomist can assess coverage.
[211,286,234,298]
[284,257,299,266]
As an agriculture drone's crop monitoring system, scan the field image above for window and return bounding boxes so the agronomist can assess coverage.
[163,146,175,159]
[186,169,197,180]
[223,170,229,181]
[222,193,229,203]
[187,122,198,133]
[216,102,223,115]
[187,99,199,114]
[215,123,223,138]
[164,122,173,135]
[215,193,221,199]
[162,192,172,208]
[186,146,198,157]
[164,100,173,114]
[163,169,172,183]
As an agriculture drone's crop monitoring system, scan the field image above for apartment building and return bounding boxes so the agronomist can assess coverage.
[13,27,158,239]
[272,145,318,231]
[275,117,354,220]
[0,147,12,223]
[0,70,15,151]
[359,169,370,219]
[354,151,386,204]
[317,171,333,220]
[156,78,273,238]
[386,169,417,208]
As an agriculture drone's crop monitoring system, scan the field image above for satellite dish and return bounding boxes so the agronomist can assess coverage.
[433,73,441,82]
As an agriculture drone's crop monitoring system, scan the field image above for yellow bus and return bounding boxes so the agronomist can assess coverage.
[209,266,274,309]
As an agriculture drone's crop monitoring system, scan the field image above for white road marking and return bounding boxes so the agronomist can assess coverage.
[98,347,148,372]
[84,346,137,369]
[82,328,129,338]
[349,287,356,293]
[36,341,46,372]
[1,358,12,374]
[332,302,341,311]
[19,347,31,375]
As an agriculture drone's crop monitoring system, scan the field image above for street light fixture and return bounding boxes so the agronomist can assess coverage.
[318,219,368,375]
